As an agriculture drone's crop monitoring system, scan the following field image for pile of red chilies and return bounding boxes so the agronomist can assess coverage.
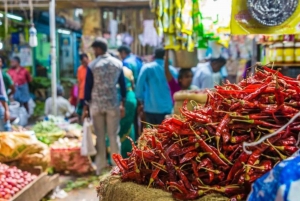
[112,66,300,200]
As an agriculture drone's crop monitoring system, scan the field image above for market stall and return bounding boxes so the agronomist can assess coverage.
[98,65,300,200]
[0,115,96,200]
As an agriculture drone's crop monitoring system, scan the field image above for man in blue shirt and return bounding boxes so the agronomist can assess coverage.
[135,48,177,125]
[118,45,143,83]
[83,39,127,175]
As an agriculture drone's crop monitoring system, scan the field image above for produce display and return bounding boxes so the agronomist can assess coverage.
[32,121,66,145]
[0,163,37,200]
[50,138,94,174]
[0,132,45,163]
[112,66,300,200]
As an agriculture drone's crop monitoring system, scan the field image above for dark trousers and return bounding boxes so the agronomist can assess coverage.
[144,112,168,125]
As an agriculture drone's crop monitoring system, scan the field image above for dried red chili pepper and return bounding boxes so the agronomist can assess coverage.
[179,151,198,164]
[275,136,296,146]
[147,158,165,187]
[112,153,128,174]
[167,180,189,195]
[227,152,250,181]
[215,113,231,149]
[223,144,239,152]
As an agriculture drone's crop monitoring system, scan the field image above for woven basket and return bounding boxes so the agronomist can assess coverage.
[173,90,208,115]
[97,174,228,201]
[169,49,198,68]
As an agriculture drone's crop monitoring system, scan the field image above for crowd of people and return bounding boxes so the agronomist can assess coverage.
[0,38,228,175]
[68,38,228,174]
[0,56,32,130]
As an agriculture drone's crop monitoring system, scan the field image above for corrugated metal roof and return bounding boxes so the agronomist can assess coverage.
[0,0,149,9]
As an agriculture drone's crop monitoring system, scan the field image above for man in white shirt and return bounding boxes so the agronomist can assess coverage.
[45,86,75,118]
[192,57,226,89]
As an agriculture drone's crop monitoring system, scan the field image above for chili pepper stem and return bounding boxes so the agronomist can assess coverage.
[204,136,215,142]
[197,178,204,185]
[216,136,221,154]
[167,185,183,194]
[180,163,190,170]
[255,132,262,142]
[219,153,233,165]
[151,162,167,173]
[242,162,265,170]
[147,178,154,188]
[141,152,149,169]
[200,167,221,174]
[262,154,280,161]
[266,140,287,160]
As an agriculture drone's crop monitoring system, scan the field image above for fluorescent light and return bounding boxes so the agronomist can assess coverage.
[0,13,23,21]
[57,29,71,35]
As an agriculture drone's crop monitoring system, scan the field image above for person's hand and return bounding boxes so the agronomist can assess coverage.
[138,104,144,119]
[82,107,89,121]
[120,104,125,119]
[297,74,300,81]
[4,110,9,123]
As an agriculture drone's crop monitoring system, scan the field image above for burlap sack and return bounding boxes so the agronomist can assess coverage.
[97,174,228,201]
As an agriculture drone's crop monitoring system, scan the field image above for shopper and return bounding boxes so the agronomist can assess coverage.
[117,45,143,82]
[76,53,89,117]
[192,57,226,89]
[0,56,15,100]
[135,48,177,125]
[118,66,137,158]
[164,50,197,100]
[45,85,76,120]
[83,39,126,174]
[8,56,32,113]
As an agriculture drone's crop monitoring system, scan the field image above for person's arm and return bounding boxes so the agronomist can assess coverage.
[7,74,15,97]
[84,67,93,103]
[83,67,93,119]
[0,101,9,122]
[8,85,15,98]
[118,70,127,106]
[164,50,173,82]
[25,70,32,83]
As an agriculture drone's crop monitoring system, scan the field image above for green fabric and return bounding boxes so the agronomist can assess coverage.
[118,73,137,158]
[2,72,13,104]
[2,72,13,93]
[119,90,137,158]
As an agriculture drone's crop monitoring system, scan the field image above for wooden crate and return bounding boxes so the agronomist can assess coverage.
[11,173,59,201]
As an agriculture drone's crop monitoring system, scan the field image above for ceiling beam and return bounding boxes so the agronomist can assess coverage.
[0,0,149,9]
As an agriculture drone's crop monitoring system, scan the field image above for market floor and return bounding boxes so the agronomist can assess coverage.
[51,175,99,201]
[58,188,98,201]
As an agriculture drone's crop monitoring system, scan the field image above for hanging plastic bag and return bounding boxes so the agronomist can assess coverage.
[81,118,96,156]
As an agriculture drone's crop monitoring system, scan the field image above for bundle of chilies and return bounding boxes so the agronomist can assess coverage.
[112,66,300,200]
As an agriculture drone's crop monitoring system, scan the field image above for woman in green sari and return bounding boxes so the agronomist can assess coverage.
[118,67,137,158]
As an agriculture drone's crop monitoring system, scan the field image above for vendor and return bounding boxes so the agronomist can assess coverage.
[45,86,77,122]
[192,57,226,89]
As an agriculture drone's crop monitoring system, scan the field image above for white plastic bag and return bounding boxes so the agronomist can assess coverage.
[81,118,97,156]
